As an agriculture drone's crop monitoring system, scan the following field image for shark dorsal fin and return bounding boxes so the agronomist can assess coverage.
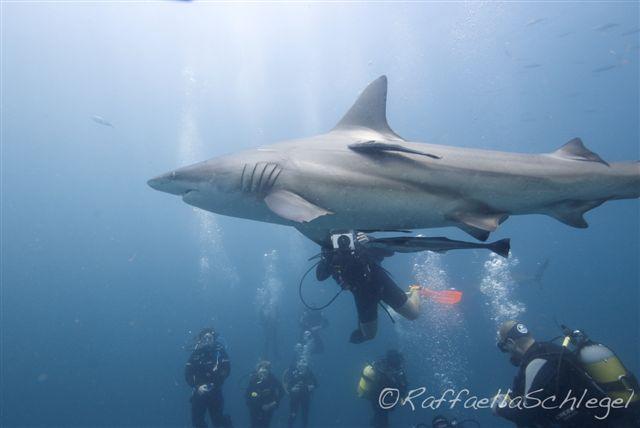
[332,75,403,141]
[552,138,609,166]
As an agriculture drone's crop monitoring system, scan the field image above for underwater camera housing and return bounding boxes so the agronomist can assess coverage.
[330,230,356,250]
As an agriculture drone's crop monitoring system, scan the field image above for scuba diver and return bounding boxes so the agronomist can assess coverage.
[245,360,285,428]
[184,328,233,428]
[316,232,421,344]
[298,309,329,354]
[357,349,408,428]
[425,415,480,427]
[283,359,318,427]
[494,320,640,427]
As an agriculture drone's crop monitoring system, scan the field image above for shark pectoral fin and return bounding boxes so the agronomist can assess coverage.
[348,141,441,159]
[264,190,332,223]
[450,211,510,241]
[551,138,609,166]
[547,199,606,228]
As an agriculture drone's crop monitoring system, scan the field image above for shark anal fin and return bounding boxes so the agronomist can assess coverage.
[349,141,441,159]
[265,190,332,223]
[552,138,609,166]
[332,76,404,141]
[547,199,606,228]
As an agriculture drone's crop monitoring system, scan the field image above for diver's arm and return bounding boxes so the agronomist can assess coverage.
[315,253,333,281]
[496,357,554,425]
[184,354,198,387]
[216,348,231,381]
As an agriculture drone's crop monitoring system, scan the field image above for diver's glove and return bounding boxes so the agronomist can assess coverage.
[320,246,333,261]
[197,383,215,395]
[349,329,366,344]
[355,232,370,245]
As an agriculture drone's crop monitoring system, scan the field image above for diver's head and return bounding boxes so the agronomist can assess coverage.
[497,320,535,366]
[296,358,309,374]
[385,349,404,369]
[195,328,217,348]
[256,360,271,381]
[431,415,452,428]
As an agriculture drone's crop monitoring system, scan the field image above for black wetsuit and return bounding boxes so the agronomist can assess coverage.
[496,341,640,427]
[299,310,329,354]
[245,373,285,428]
[185,343,232,428]
[316,247,406,341]
[284,367,318,427]
[369,359,408,428]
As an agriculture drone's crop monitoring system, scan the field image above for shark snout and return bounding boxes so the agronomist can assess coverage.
[147,171,184,195]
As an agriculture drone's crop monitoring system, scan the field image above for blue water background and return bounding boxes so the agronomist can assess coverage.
[2,2,638,427]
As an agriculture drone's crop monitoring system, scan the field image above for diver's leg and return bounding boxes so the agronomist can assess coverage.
[300,394,310,428]
[351,289,378,343]
[312,333,324,354]
[370,400,388,428]
[191,391,208,428]
[208,389,232,428]
[379,271,420,320]
[288,395,299,428]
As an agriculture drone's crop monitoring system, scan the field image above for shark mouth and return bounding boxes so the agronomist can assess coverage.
[182,189,198,202]
[241,162,282,196]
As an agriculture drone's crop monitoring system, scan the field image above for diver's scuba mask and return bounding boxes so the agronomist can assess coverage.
[497,323,530,366]
[194,328,218,350]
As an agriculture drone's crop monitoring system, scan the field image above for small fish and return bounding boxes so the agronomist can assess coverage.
[593,23,619,32]
[621,28,640,36]
[592,65,617,73]
[92,115,114,127]
[524,63,542,69]
[526,18,546,27]
[557,31,573,38]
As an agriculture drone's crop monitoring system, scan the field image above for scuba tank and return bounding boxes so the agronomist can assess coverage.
[560,325,639,404]
[357,364,377,398]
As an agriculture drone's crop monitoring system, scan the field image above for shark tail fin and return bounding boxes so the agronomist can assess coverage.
[332,76,404,141]
[490,238,511,258]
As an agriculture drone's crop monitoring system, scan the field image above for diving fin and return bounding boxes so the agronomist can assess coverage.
[490,238,511,258]
[265,190,332,223]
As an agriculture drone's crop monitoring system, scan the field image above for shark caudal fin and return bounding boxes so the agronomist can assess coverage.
[331,75,404,141]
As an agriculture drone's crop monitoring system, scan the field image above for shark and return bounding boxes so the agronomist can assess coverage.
[148,76,639,246]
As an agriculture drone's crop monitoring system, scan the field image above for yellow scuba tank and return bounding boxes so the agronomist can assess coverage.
[357,364,377,398]
[561,326,639,403]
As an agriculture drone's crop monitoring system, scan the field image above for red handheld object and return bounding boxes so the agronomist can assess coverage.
[413,286,463,305]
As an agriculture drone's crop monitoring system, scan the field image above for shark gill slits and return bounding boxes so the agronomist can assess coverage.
[241,162,282,195]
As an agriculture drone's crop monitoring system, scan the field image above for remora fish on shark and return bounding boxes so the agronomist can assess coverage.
[148,76,640,245]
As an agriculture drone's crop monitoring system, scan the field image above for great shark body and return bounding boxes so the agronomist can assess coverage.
[148,76,639,245]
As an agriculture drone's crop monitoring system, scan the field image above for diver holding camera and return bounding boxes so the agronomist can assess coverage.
[315,231,421,344]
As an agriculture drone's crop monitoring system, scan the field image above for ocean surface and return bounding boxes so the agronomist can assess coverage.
[1,2,638,427]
